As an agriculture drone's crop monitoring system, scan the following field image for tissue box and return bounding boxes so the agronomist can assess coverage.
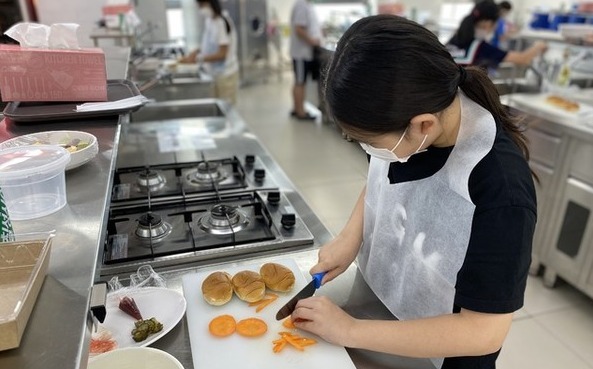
[0,45,107,102]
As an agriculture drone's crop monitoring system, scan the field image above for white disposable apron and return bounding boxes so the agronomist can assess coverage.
[358,92,497,368]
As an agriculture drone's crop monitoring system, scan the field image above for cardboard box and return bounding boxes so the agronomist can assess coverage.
[0,237,52,351]
[0,45,107,102]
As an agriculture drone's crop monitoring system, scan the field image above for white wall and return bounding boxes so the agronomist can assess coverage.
[134,0,169,42]
[36,0,104,47]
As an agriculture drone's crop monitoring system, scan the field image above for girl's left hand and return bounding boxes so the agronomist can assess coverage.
[291,296,357,347]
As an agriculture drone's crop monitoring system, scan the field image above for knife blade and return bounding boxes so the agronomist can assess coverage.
[276,272,326,320]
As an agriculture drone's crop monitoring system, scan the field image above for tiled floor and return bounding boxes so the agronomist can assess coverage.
[235,74,593,369]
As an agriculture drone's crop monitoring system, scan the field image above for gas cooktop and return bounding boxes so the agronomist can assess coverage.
[101,152,314,276]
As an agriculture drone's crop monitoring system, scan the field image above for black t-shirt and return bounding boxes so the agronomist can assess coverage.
[386,120,536,369]
[447,39,508,69]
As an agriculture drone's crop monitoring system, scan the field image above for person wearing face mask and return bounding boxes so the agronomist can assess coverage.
[179,0,239,104]
[491,1,517,50]
[290,15,536,369]
[447,0,546,69]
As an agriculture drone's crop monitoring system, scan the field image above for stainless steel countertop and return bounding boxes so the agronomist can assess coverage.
[0,116,123,369]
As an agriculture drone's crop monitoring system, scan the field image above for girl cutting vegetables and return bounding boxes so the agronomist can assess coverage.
[291,15,536,369]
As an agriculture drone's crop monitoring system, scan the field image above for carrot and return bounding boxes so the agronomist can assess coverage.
[255,296,277,312]
[209,314,236,337]
[248,298,270,307]
[282,318,296,329]
[236,318,268,337]
[273,340,287,353]
[248,293,278,307]
[282,334,305,351]
[272,331,318,353]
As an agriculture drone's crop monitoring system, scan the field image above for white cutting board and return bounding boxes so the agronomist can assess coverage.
[181,259,356,369]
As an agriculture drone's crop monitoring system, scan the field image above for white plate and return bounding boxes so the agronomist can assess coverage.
[101,287,186,349]
[0,130,98,170]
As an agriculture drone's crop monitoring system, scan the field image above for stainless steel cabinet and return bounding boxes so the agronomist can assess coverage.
[222,0,269,86]
[534,137,593,298]
[543,177,593,287]
[523,118,566,275]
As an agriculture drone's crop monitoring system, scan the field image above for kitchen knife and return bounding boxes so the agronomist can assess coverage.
[276,272,326,320]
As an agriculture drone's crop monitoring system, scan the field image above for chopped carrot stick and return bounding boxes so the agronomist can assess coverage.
[255,296,277,312]
[248,293,278,307]
[282,334,305,351]
[248,298,271,307]
[273,331,318,352]
[273,340,287,353]
[282,318,296,329]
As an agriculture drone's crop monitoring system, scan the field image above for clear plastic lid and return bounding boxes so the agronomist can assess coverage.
[0,145,71,180]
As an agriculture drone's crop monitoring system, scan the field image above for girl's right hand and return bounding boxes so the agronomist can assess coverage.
[309,233,362,285]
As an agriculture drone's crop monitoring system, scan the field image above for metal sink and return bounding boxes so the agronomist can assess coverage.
[131,99,226,122]
[494,80,540,96]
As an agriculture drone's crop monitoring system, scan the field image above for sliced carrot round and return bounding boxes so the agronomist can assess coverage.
[209,314,236,337]
[236,317,268,337]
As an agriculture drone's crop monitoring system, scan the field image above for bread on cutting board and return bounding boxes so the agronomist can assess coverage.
[259,263,295,292]
[201,271,233,306]
[231,270,266,302]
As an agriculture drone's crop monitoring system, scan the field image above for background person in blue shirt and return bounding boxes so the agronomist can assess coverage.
[491,1,516,50]
[447,0,545,69]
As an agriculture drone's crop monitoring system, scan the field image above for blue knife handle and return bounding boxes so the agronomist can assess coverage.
[312,272,326,289]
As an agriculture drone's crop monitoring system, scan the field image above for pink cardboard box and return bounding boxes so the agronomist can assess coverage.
[0,45,107,102]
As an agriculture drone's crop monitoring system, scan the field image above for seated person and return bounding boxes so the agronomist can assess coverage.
[447,0,546,69]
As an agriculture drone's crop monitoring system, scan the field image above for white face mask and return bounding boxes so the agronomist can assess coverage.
[359,128,428,163]
[474,28,493,41]
[199,6,213,18]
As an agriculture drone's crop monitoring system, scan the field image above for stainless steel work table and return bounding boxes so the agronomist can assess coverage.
[0,116,123,369]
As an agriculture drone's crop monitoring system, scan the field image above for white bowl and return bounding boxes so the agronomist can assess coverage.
[88,347,184,369]
[0,130,98,171]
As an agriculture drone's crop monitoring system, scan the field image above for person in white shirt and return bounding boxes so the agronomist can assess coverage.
[290,0,322,120]
[180,0,239,104]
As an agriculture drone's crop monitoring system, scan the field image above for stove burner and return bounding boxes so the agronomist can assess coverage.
[185,162,227,186]
[135,212,173,241]
[136,169,166,193]
[198,204,249,235]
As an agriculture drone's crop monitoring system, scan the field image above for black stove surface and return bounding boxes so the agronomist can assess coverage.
[112,156,247,202]
[104,191,277,264]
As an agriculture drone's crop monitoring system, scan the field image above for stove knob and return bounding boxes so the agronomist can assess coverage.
[254,168,266,182]
[245,155,255,166]
[267,191,281,205]
[281,214,296,229]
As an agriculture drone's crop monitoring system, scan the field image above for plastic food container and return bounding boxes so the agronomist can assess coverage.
[0,145,70,220]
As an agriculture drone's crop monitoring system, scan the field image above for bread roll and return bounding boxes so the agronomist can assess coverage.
[231,270,266,302]
[546,95,579,112]
[201,271,233,306]
[260,263,295,292]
